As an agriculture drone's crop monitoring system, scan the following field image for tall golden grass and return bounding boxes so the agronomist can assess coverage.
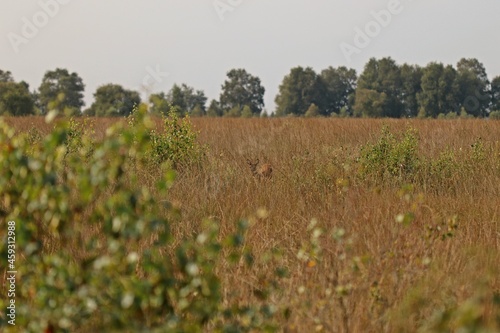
[4,116,500,332]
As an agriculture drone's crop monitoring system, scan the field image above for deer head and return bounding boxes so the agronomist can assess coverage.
[246,158,273,179]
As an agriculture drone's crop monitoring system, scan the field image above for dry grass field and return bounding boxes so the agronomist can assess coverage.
[2,116,500,332]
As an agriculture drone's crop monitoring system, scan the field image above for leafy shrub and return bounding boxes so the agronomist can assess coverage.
[460,107,473,119]
[358,126,420,183]
[27,124,42,146]
[0,112,277,332]
[241,105,254,118]
[64,117,96,160]
[304,103,320,118]
[146,107,205,169]
[470,137,486,164]
[26,124,43,155]
[445,112,458,119]
[425,149,459,192]
[489,110,500,120]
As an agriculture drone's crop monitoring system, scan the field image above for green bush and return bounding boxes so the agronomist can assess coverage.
[470,137,486,164]
[445,112,458,119]
[0,112,278,332]
[64,117,96,161]
[425,149,459,191]
[489,110,500,120]
[358,126,420,183]
[146,107,205,169]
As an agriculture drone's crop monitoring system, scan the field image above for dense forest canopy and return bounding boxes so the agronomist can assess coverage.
[1,57,500,118]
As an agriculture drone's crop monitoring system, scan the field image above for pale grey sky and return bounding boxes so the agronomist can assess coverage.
[2,0,500,113]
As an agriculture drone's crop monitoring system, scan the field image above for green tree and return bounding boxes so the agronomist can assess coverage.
[87,84,141,117]
[275,66,325,116]
[166,84,207,116]
[0,81,34,116]
[417,63,459,118]
[38,68,85,115]
[186,88,207,114]
[320,66,357,116]
[220,69,265,116]
[206,99,223,117]
[0,70,14,83]
[30,89,43,115]
[353,89,387,118]
[168,84,185,112]
[491,76,500,112]
[149,92,171,116]
[400,64,423,117]
[354,57,403,117]
[456,58,490,117]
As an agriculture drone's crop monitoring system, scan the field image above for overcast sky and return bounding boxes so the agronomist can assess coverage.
[2,0,500,113]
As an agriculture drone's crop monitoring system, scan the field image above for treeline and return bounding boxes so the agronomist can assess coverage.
[275,57,500,118]
[1,57,500,118]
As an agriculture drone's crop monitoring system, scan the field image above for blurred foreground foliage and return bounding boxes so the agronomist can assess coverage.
[0,109,278,332]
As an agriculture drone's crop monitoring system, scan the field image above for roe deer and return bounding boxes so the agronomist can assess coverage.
[246,158,273,179]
